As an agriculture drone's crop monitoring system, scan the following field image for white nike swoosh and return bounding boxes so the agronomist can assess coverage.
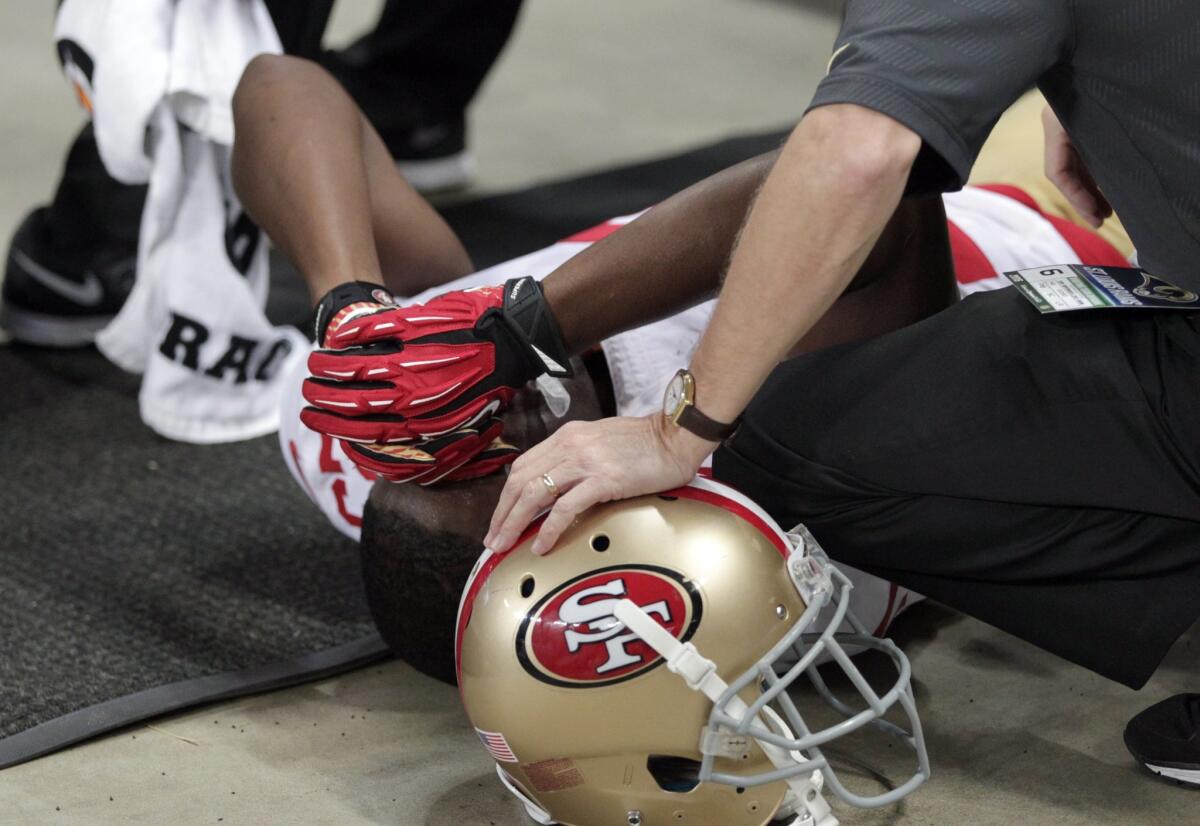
[13,249,105,307]
[826,42,852,75]
[408,381,464,408]
[531,344,566,374]
[410,125,449,150]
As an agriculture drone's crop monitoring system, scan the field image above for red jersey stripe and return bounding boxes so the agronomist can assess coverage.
[977,184,1128,267]
[947,220,997,284]
[562,221,623,243]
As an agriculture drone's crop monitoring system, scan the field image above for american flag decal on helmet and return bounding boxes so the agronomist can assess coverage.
[476,728,518,763]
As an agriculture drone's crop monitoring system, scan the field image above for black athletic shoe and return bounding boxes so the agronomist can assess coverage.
[322,49,475,193]
[1124,693,1200,787]
[389,116,475,194]
[0,207,136,347]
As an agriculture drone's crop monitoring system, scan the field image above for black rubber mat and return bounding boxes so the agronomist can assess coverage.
[0,341,388,768]
[0,128,787,769]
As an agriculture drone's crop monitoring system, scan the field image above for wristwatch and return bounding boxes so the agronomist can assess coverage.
[662,368,740,442]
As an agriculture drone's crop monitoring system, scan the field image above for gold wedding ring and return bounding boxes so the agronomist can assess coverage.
[541,473,561,499]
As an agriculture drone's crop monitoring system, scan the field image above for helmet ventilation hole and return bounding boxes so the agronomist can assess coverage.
[647,755,700,793]
[735,786,745,794]
[519,576,535,598]
[590,533,611,552]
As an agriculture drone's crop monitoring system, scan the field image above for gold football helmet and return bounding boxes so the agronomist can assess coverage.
[456,476,929,826]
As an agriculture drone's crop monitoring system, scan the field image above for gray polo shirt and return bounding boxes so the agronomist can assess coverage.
[810,1,1200,289]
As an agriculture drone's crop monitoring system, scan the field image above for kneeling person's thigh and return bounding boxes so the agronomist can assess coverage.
[722,287,1200,519]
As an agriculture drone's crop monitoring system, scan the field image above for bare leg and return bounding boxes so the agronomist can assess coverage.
[231,55,471,302]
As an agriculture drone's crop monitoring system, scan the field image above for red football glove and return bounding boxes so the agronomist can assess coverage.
[347,418,521,485]
[300,277,571,483]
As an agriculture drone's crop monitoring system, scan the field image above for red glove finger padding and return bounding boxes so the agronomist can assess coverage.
[299,388,513,444]
[302,339,511,422]
[321,285,503,348]
[343,417,519,485]
[438,438,524,484]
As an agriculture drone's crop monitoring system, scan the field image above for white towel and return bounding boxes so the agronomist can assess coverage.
[54,0,172,184]
[55,0,309,443]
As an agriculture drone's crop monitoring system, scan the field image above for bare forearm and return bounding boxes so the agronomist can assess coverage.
[689,105,921,428]
[543,152,777,352]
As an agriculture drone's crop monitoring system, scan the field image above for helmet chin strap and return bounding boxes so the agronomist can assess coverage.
[495,765,556,825]
[613,601,838,826]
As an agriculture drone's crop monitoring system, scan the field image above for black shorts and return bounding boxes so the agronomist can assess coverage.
[714,287,1200,688]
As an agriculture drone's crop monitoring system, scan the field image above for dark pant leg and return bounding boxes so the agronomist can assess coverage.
[263,0,336,59]
[327,0,524,129]
[714,287,1200,688]
[44,124,144,251]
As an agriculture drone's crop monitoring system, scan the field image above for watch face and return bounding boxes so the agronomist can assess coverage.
[664,373,685,417]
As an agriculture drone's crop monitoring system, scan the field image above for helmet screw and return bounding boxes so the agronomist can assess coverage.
[775,604,788,620]
[627,811,643,825]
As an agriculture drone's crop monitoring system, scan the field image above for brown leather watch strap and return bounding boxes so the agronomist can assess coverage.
[676,404,740,442]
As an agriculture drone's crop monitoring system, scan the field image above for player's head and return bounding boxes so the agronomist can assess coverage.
[359,365,608,683]
[361,470,504,682]
[456,476,929,826]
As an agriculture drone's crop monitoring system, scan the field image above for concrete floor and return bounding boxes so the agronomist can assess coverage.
[3,609,1195,825]
[1,1,1197,824]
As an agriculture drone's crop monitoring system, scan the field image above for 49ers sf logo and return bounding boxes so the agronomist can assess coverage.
[516,565,703,688]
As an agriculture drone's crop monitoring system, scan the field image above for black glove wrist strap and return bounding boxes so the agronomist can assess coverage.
[312,281,396,346]
[500,276,575,378]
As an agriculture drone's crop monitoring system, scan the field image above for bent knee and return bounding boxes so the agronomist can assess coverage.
[233,54,318,118]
